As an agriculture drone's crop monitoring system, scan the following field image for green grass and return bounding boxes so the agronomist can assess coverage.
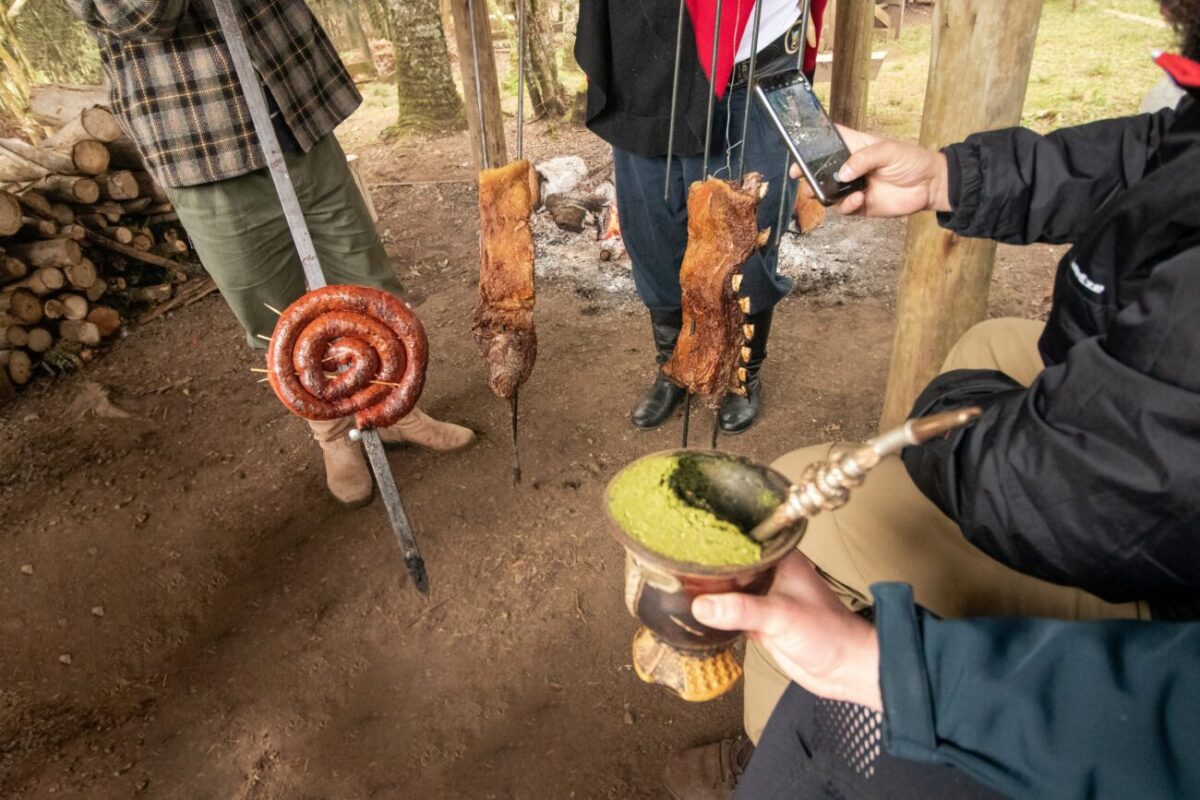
[848,0,1175,141]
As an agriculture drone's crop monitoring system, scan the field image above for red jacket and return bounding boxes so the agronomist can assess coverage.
[687,0,829,96]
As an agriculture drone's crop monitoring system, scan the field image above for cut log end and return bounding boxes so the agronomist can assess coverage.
[7,350,33,385]
[87,306,121,337]
[59,319,101,346]
[0,191,21,237]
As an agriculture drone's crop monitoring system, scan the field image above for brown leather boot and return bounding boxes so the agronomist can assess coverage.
[376,406,476,453]
[307,418,373,507]
[663,735,754,800]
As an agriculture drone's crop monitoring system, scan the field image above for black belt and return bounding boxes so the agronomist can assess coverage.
[731,19,805,87]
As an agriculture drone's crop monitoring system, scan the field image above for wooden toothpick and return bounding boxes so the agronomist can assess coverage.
[256,334,271,342]
[249,367,400,391]
[264,303,283,316]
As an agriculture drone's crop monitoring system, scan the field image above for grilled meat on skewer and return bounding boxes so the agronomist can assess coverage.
[473,159,538,398]
[663,173,770,406]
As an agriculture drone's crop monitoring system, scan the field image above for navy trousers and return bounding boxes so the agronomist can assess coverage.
[735,684,1001,800]
[612,72,800,315]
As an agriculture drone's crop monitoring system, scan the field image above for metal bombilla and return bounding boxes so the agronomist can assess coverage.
[746,406,982,544]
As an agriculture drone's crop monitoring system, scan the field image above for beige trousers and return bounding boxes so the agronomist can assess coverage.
[743,318,1147,743]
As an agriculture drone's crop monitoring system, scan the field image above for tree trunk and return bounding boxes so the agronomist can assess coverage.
[507,0,567,119]
[342,0,375,62]
[560,0,579,72]
[391,0,466,132]
[828,0,874,129]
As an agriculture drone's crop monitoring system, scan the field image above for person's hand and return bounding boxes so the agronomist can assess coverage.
[790,126,951,218]
[692,553,883,710]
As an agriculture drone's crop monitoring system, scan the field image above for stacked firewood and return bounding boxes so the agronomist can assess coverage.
[0,85,207,397]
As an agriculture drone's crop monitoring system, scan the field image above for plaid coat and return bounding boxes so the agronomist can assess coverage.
[71,0,361,187]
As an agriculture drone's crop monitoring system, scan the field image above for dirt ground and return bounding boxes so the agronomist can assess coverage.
[0,105,1061,798]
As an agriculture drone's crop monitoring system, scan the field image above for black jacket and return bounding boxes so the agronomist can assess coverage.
[903,92,1200,618]
[575,0,714,157]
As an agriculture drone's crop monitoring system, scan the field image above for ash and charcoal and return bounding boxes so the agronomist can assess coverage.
[532,186,895,307]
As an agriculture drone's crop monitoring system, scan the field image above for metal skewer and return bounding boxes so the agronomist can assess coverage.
[700,0,725,179]
[663,0,688,203]
[682,394,693,448]
[510,0,527,482]
[736,0,765,180]
[510,391,521,484]
[708,0,765,452]
[212,0,429,595]
[516,0,526,160]
[467,0,490,170]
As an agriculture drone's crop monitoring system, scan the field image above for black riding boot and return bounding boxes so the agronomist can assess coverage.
[719,308,773,434]
[631,308,686,429]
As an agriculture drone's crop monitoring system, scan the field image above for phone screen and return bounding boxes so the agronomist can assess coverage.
[755,73,863,205]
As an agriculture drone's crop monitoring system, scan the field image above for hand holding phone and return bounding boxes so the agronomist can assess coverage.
[753,71,866,206]
[791,126,954,218]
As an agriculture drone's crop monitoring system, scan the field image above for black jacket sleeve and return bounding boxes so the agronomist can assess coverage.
[875,582,1200,800]
[901,244,1200,602]
[938,109,1175,245]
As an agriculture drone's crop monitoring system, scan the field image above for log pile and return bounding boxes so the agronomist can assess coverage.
[0,85,207,399]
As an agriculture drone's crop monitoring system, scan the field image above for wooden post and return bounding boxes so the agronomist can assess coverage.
[879,0,1044,429]
[885,0,904,39]
[828,0,874,129]
[449,0,508,170]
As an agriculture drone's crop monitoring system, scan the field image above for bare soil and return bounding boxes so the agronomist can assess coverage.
[0,112,1059,798]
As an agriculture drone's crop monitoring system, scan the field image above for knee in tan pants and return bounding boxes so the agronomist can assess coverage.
[941,317,1046,387]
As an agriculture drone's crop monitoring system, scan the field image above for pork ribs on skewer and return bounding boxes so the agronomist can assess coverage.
[473,159,538,399]
[663,173,770,407]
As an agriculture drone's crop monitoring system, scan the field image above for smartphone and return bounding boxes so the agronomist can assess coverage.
[753,71,866,206]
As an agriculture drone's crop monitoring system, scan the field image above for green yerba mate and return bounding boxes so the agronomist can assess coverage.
[608,455,761,567]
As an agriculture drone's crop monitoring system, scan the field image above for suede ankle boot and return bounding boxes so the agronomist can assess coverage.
[718,308,773,434]
[377,406,477,453]
[631,308,687,429]
[307,417,374,507]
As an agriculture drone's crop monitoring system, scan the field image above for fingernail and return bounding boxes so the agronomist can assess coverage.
[837,165,852,181]
[692,597,719,623]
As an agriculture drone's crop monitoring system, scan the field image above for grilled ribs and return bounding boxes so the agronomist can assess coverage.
[663,174,769,406]
[473,159,538,399]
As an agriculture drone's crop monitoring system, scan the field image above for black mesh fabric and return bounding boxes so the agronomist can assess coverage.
[734,684,1004,800]
[813,699,885,781]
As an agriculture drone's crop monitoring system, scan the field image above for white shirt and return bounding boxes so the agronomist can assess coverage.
[734,0,801,63]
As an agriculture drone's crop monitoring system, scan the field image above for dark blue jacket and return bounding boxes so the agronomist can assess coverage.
[738,584,1200,799]
[877,583,1200,798]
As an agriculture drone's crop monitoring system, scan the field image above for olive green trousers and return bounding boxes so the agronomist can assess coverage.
[164,135,400,348]
[743,317,1147,743]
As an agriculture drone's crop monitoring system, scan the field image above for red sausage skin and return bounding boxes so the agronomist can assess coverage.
[266,286,428,429]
